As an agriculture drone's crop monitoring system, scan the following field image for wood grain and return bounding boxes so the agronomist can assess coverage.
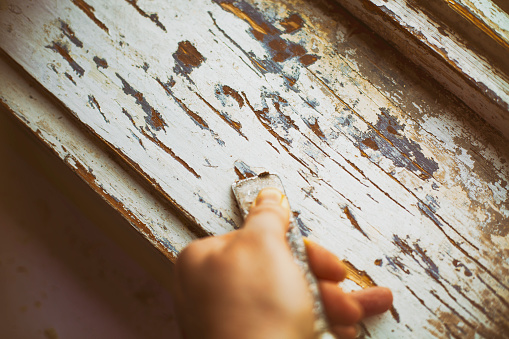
[0,52,199,261]
[333,0,509,137]
[1,0,508,337]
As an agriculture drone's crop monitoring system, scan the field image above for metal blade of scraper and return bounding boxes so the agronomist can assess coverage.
[232,173,333,338]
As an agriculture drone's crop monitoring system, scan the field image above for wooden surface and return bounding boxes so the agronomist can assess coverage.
[1,0,508,337]
[333,0,509,136]
[0,53,198,261]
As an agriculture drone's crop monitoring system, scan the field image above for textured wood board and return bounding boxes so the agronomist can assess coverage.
[1,0,508,337]
[445,0,509,49]
[0,53,198,261]
[333,0,509,137]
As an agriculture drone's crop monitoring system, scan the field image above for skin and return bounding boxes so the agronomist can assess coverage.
[175,188,393,339]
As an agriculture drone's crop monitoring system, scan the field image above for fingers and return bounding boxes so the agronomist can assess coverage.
[349,287,393,317]
[178,187,292,272]
[330,288,393,339]
[320,281,363,326]
[243,188,291,239]
[320,282,392,328]
[304,238,346,282]
[303,239,392,322]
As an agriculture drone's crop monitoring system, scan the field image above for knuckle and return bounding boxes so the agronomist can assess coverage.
[176,241,205,270]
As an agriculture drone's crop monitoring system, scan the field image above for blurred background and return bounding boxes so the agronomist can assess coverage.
[0,110,181,339]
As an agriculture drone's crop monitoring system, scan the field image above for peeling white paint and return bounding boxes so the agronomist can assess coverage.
[0,0,507,337]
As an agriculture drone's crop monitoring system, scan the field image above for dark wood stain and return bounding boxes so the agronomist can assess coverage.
[449,283,509,333]
[116,73,167,130]
[268,38,287,52]
[116,139,212,239]
[244,93,289,146]
[294,212,312,236]
[417,201,509,293]
[387,125,398,135]
[71,0,109,33]
[405,285,431,310]
[284,75,297,87]
[215,0,319,67]
[430,291,499,338]
[71,156,179,260]
[374,258,382,266]
[309,70,438,180]
[343,206,370,240]
[208,11,279,76]
[393,235,440,281]
[358,323,371,338]
[155,79,225,146]
[120,108,200,179]
[156,77,176,90]
[220,85,244,108]
[64,72,76,85]
[154,78,207,130]
[244,92,315,174]
[362,137,379,150]
[413,242,440,280]
[444,0,509,52]
[302,186,323,206]
[233,160,256,180]
[93,56,108,69]
[386,255,410,274]
[476,275,509,310]
[125,0,167,32]
[71,155,97,183]
[305,119,325,140]
[452,259,472,277]
[374,110,438,179]
[197,195,237,228]
[120,108,146,148]
[390,305,400,323]
[263,92,300,133]
[196,92,248,140]
[343,259,377,288]
[417,200,477,252]
[174,95,208,130]
[173,41,205,76]
[266,140,280,153]
[142,129,200,179]
[60,21,83,48]
[299,54,319,66]
[45,41,85,77]
[88,95,108,122]
[280,14,304,33]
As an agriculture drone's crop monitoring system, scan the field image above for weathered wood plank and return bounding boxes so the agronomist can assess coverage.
[0,52,199,261]
[446,0,509,49]
[332,0,509,136]
[1,0,508,337]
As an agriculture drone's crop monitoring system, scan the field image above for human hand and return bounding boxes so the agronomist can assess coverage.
[174,188,393,339]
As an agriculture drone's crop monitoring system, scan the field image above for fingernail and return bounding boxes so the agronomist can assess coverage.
[355,324,363,338]
[253,187,284,206]
[303,237,310,247]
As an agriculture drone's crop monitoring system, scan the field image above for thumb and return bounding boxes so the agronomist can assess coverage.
[243,187,291,239]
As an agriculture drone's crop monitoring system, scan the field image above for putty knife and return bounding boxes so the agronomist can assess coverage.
[232,172,333,337]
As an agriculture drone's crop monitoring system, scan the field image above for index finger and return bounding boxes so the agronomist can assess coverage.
[243,187,291,239]
[304,238,347,282]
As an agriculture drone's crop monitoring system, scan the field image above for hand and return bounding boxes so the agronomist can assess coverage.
[174,188,393,339]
